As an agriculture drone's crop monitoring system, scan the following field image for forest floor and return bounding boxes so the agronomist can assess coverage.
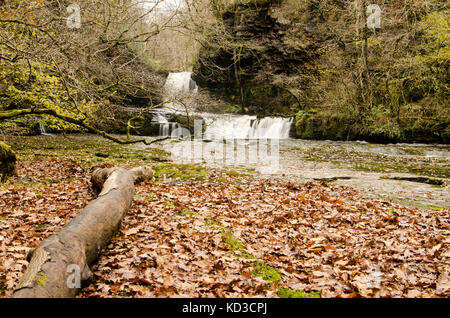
[0,134,449,298]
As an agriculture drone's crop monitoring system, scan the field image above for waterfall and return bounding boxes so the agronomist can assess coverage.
[159,72,293,139]
[151,111,179,137]
[164,72,198,96]
[202,114,254,140]
[249,117,293,139]
[152,113,169,124]
[39,123,53,136]
[162,72,198,113]
[203,114,293,140]
[160,123,179,137]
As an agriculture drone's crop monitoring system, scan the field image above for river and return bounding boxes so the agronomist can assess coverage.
[140,71,449,210]
[143,136,449,210]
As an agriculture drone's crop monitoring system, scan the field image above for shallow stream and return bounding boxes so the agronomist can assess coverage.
[149,137,449,210]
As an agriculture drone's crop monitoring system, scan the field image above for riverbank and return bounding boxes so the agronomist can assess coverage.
[4,133,449,210]
[1,134,449,298]
[294,110,450,144]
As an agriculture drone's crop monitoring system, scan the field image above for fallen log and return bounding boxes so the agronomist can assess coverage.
[13,166,154,298]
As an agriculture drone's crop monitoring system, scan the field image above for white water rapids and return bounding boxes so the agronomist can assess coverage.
[155,72,294,139]
[202,114,293,140]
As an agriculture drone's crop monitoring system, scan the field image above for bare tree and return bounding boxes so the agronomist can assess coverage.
[0,0,182,146]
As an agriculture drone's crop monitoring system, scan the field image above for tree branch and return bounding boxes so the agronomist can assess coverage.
[0,108,169,145]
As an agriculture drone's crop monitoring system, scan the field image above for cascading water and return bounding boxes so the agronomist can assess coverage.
[158,72,294,139]
[202,114,255,140]
[39,123,53,136]
[202,114,293,140]
[249,117,293,139]
[151,112,179,137]
[164,72,198,95]
[160,123,179,137]
[157,71,199,115]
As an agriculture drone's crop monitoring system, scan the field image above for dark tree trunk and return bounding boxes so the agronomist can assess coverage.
[0,141,16,182]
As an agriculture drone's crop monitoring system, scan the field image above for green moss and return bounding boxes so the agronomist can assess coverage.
[4,135,171,167]
[426,205,448,211]
[303,144,449,179]
[135,192,154,200]
[295,110,352,140]
[34,273,46,286]
[221,229,256,259]
[165,200,175,207]
[224,170,241,176]
[177,208,196,217]
[153,164,214,182]
[362,162,449,179]
[207,220,288,289]
[252,261,282,283]
[34,223,51,230]
[204,217,222,227]
[215,177,230,183]
[0,141,17,182]
[277,287,321,298]
[223,230,245,251]
[402,148,426,156]
[295,105,448,143]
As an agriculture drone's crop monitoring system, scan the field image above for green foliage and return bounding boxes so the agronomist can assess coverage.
[0,141,17,182]
[252,261,282,283]
[422,11,450,60]
[153,164,213,181]
[178,208,195,216]
[295,110,351,141]
[135,192,155,200]
[0,59,86,132]
[277,287,321,298]
[198,0,449,143]
[221,229,256,259]
[34,273,46,286]
[0,0,167,138]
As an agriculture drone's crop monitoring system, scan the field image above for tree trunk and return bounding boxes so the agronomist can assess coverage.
[13,166,154,298]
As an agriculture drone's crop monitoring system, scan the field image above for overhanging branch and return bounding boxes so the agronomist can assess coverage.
[0,108,169,145]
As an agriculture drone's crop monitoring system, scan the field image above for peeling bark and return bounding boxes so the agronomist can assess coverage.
[13,166,154,298]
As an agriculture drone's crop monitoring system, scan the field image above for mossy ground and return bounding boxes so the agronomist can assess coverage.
[277,288,321,298]
[204,218,320,297]
[4,134,171,167]
[302,145,449,180]
[2,135,260,190]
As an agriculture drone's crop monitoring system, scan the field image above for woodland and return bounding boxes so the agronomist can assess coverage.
[0,0,449,298]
